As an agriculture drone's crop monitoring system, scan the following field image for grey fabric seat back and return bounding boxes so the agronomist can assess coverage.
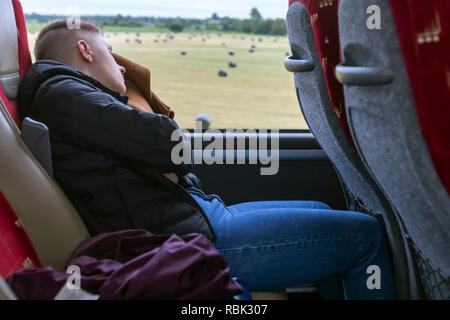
[285,1,423,299]
[337,0,450,299]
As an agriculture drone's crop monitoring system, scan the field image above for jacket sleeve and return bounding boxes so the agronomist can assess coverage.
[29,78,192,175]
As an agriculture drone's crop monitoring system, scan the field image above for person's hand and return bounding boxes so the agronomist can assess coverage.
[179,172,203,190]
[163,172,179,184]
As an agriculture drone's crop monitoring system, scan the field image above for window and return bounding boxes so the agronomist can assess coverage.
[24,0,308,130]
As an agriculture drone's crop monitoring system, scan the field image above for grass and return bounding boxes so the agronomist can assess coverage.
[26,30,307,129]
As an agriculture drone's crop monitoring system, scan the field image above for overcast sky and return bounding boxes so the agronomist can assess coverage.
[20,0,289,19]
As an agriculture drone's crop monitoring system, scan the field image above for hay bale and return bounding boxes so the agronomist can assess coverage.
[229,61,237,68]
[218,69,228,77]
[229,50,235,56]
[195,113,211,130]
[249,48,255,53]
[181,50,187,55]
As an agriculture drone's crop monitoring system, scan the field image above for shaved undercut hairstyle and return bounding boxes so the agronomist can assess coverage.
[34,19,101,63]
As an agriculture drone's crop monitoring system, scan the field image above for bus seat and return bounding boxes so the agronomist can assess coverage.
[285,0,421,299]
[337,0,450,299]
[0,0,90,273]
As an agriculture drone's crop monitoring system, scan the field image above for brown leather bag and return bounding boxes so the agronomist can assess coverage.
[112,52,175,119]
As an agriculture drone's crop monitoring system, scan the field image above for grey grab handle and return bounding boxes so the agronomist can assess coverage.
[335,63,394,86]
[284,56,315,73]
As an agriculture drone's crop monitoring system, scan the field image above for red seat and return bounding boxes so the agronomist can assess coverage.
[0,192,41,278]
[389,0,450,194]
[0,0,41,278]
[336,0,449,299]
[289,0,353,144]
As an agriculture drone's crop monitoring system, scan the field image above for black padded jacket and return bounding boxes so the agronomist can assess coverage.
[18,60,216,241]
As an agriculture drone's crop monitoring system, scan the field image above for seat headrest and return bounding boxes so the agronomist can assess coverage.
[0,0,20,100]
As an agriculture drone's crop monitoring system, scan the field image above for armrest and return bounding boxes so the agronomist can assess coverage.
[21,117,54,179]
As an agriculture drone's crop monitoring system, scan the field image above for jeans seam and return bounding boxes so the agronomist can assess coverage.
[217,235,367,253]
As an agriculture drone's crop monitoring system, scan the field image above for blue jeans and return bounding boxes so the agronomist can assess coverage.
[187,187,396,300]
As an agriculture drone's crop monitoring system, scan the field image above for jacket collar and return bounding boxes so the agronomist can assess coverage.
[33,60,129,105]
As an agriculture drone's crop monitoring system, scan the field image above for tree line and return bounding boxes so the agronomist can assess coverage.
[25,8,287,36]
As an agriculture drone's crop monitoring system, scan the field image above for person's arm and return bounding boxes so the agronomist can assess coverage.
[28,78,191,175]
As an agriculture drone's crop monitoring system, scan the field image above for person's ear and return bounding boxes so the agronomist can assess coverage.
[76,40,93,62]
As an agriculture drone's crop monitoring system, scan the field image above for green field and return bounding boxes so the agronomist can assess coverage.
[27,31,307,129]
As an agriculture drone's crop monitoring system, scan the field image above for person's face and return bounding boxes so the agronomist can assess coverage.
[87,34,126,95]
